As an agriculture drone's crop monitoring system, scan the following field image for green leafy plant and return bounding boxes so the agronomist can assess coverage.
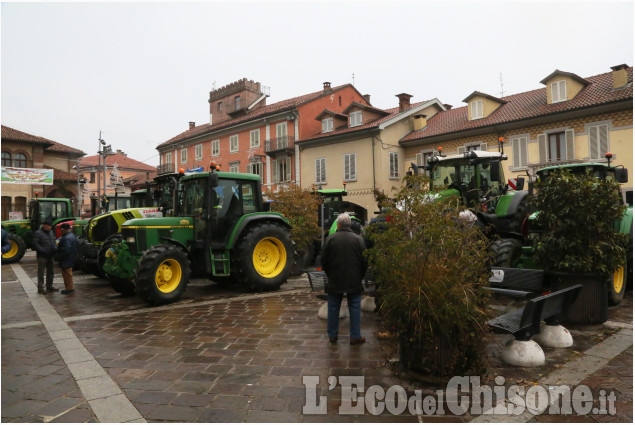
[531,169,628,274]
[265,184,321,255]
[366,175,491,377]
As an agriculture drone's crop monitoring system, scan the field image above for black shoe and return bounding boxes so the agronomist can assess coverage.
[350,337,366,345]
[46,286,59,292]
[329,337,337,343]
[37,288,47,294]
[61,289,75,295]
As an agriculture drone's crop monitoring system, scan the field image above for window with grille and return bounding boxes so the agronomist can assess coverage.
[1,152,11,167]
[181,148,187,164]
[471,100,483,119]
[315,158,326,184]
[165,152,172,166]
[322,118,333,133]
[389,152,399,179]
[273,157,292,183]
[588,124,609,160]
[250,130,260,148]
[350,111,362,127]
[230,135,239,153]
[212,140,220,157]
[195,144,203,160]
[229,161,240,173]
[551,80,567,103]
[13,153,26,168]
[343,153,356,181]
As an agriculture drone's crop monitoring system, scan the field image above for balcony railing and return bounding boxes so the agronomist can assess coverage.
[264,136,296,155]
[157,163,174,175]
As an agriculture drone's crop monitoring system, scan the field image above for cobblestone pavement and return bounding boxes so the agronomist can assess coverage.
[2,251,632,422]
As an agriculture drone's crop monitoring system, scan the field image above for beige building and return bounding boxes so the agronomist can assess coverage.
[1,125,85,220]
[297,95,446,218]
[401,65,633,197]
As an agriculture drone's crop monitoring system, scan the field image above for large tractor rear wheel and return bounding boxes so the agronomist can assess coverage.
[608,265,627,306]
[490,238,522,268]
[1,233,26,264]
[235,223,293,292]
[134,244,191,305]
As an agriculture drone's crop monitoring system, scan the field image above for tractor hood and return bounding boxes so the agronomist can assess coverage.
[121,216,193,228]
[1,219,30,232]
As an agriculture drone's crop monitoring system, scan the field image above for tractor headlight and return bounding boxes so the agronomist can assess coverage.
[126,236,136,243]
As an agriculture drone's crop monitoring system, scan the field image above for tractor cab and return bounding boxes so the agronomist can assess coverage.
[426,150,510,209]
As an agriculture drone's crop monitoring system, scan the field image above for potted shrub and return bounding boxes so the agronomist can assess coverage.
[531,169,628,324]
[366,175,491,377]
[266,184,321,274]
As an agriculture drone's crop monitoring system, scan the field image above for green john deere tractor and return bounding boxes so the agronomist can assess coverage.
[411,148,531,263]
[2,197,78,264]
[506,159,632,306]
[74,172,184,292]
[103,169,293,305]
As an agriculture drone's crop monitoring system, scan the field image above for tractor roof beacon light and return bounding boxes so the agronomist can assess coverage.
[605,152,613,167]
[499,137,505,155]
[178,168,185,174]
[437,146,445,157]
[209,161,217,171]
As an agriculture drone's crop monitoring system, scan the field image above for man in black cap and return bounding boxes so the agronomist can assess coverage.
[32,219,57,294]
[56,222,78,294]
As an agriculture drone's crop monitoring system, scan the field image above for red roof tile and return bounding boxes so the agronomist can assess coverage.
[80,153,155,171]
[402,68,633,143]
[1,125,85,155]
[157,84,357,148]
[44,166,78,181]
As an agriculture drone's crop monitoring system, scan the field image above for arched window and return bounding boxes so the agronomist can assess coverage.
[1,152,11,167]
[13,153,26,168]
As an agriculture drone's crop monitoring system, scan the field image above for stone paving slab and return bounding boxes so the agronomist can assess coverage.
[2,254,633,422]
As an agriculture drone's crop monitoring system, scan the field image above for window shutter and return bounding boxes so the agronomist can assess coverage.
[538,134,547,163]
[520,137,528,167]
[589,126,599,160]
[559,80,567,101]
[272,159,279,183]
[416,153,423,166]
[565,129,575,160]
[512,138,521,168]
[479,143,488,151]
[350,154,356,180]
[599,124,609,158]
[285,157,291,182]
[457,146,466,154]
[344,154,350,180]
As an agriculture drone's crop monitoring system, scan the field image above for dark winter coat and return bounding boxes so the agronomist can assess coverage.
[321,226,368,294]
[32,227,56,258]
[57,231,78,269]
[1,229,11,254]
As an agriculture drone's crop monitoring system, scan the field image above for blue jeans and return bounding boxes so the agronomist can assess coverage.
[327,292,362,340]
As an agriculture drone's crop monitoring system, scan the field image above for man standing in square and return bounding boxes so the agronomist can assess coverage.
[321,213,368,345]
[32,219,57,294]
[57,223,78,294]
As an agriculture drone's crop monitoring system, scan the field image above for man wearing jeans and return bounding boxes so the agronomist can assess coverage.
[32,219,58,294]
[321,213,368,345]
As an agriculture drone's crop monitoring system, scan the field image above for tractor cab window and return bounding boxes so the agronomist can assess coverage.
[182,178,207,216]
[39,201,68,222]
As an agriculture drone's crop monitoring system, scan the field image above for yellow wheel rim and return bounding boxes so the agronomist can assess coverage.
[613,266,625,294]
[155,259,182,293]
[2,240,18,259]
[252,237,286,278]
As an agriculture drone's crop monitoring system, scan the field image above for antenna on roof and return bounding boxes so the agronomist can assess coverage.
[352,72,355,86]
[499,73,505,97]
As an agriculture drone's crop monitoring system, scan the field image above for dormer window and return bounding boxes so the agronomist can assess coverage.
[322,118,333,133]
[350,111,362,127]
[551,80,567,103]
[471,100,483,119]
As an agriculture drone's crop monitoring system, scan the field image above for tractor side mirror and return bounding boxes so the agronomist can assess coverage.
[490,162,501,182]
[615,168,628,183]
[626,190,633,207]
[410,162,418,176]
[516,177,525,191]
[209,173,219,187]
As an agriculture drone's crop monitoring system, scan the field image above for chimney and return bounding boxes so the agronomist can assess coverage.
[396,93,413,111]
[189,121,196,130]
[444,104,453,110]
[116,149,127,156]
[413,115,427,131]
[323,82,332,92]
[363,94,371,104]
[610,64,629,89]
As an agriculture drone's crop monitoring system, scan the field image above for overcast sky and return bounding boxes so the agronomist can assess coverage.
[2,1,632,166]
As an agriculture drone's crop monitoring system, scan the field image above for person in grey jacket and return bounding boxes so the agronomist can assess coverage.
[321,213,368,345]
[32,219,58,294]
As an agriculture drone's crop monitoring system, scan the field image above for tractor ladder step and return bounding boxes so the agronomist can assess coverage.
[211,251,231,276]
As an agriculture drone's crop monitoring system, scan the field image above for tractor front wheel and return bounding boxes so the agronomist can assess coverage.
[608,265,626,306]
[1,233,26,264]
[236,223,293,292]
[489,238,522,268]
[134,244,191,305]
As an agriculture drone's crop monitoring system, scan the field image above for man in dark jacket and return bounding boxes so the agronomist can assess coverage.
[1,229,11,255]
[57,222,78,295]
[32,219,57,294]
[321,213,368,345]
